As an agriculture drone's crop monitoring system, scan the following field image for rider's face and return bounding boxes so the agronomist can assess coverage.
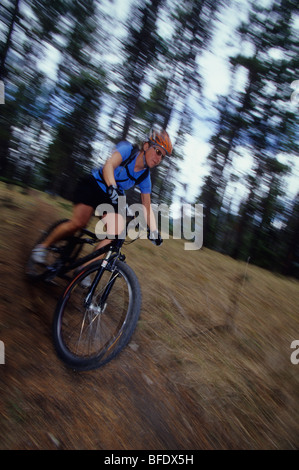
[144,144,166,167]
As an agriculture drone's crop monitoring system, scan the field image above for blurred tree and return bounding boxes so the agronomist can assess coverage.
[41,0,107,198]
[0,0,20,80]
[0,0,54,182]
[0,0,109,192]
[135,0,225,204]
[0,0,20,178]
[44,69,106,198]
[248,158,290,269]
[115,0,166,140]
[196,0,298,273]
[282,193,299,277]
[231,1,298,262]
[197,95,243,248]
[163,0,222,124]
[0,0,298,278]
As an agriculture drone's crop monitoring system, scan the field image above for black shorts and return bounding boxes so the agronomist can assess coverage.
[72,175,115,211]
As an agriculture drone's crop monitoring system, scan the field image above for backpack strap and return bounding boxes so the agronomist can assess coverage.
[133,167,149,186]
[95,143,149,188]
[119,144,149,186]
[119,144,139,168]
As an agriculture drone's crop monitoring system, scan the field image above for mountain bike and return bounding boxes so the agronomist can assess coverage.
[26,212,142,371]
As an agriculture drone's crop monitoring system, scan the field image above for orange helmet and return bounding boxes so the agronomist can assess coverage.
[149,128,173,156]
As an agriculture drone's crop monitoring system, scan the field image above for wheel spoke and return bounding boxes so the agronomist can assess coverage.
[59,267,130,358]
[53,260,141,370]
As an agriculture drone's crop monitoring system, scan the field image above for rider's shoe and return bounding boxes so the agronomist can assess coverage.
[31,245,48,264]
[80,275,92,288]
[74,267,92,288]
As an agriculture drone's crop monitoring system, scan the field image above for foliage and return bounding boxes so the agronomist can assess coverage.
[0,0,298,276]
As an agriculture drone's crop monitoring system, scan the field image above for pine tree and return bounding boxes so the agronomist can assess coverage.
[228,1,298,263]
[282,194,299,277]
[0,0,20,80]
[138,0,225,204]
[115,0,166,140]
[197,94,243,248]
[40,0,107,197]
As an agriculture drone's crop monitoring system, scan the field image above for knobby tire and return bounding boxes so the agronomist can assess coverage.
[52,260,142,371]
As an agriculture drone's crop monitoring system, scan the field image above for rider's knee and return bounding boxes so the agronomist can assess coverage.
[102,213,125,236]
[69,219,86,232]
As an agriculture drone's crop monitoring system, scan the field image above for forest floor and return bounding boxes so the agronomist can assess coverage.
[0,182,298,450]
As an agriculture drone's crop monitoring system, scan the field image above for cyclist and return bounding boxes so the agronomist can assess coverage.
[31,128,173,264]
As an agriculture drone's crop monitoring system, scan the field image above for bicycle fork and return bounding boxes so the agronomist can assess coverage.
[83,250,119,310]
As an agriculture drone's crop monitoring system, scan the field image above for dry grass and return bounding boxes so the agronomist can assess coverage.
[126,227,299,448]
[1,182,299,449]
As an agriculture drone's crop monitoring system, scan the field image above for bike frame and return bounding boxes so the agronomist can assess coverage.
[44,214,136,283]
[56,233,129,310]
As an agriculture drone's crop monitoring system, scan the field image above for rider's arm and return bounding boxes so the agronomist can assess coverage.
[140,193,157,232]
[102,151,122,187]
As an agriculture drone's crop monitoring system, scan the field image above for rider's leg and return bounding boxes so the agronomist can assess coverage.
[32,203,125,266]
[80,212,125,267]
[41,203,94,248]
[31,204,94,264]
[75,212,125,288]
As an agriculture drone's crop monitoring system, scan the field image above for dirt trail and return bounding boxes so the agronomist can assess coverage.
[0,191,211,450]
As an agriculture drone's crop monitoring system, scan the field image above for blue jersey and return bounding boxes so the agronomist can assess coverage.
[92,141,151,194]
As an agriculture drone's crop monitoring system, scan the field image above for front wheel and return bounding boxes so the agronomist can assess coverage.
[53,260,142,371]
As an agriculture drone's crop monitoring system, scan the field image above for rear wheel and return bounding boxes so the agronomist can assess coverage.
[26,219,82,281]
[53,260,142,371]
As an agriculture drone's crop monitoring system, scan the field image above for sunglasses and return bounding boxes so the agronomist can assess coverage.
[154,147,166,159]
